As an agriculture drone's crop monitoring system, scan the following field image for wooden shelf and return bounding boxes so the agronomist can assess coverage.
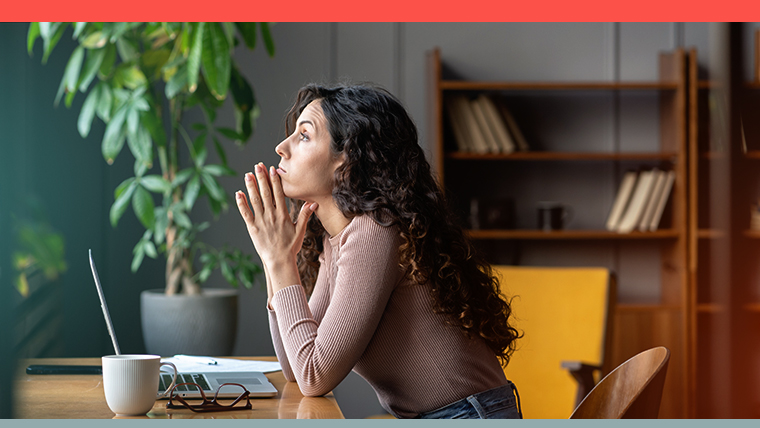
[697,229,726,239]
[745,150,760,160]
[698,80,722,89]
[467,229,678,240]
[696,303,726,313]
[743,230,760,239]
[745,302,760,312]
[440,80,679,91]
[701,151,726,160]
[446,152,677,161]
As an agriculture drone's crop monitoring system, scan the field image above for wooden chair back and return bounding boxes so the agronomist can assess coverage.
[570,346,670,419]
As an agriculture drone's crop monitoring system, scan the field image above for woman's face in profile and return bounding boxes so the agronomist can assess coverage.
[274,100,342,204]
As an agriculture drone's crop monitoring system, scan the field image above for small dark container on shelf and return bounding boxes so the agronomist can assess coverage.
[469,198,515,230]
[537,201,572,231]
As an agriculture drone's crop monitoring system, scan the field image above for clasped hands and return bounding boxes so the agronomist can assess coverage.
[235,162,316,296]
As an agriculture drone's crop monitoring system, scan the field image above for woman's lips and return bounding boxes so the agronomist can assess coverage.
[277,166,287,175]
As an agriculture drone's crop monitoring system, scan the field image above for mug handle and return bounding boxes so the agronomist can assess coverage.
[563,206,574,226]
[157,362,178,398]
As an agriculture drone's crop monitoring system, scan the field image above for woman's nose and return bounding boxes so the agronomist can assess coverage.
[275,140,287,158]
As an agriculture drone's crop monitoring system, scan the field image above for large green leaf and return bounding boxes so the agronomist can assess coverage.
[171,168,194,188]
[212,136,228,167]
[41,22,68,64]
[78,47,106,92]
[113,64,147,90]
[98,43,117,79]
[260,23,275,57]
[234,22,256,49]
[201,23,231,100]
[56,46,84,107]
[154,206,168,245]
[94,81,113,122]
[27,22,40,55]
[141,107,166,148]
[77,84,99,138]
[184,174,201,210]
[127,126,152,166]
[165,63,187,99]
[203,164,235,177]
[81,31,107,49]
[110,179,137,227]
[72,22,87,39]
[229,63,256,143]
[115,36,139,62]
[102,104,128,164]
[200,171,225,202]
[131,240,145,273]
[132,185,156,229]
[140,175,171,194]
[187,22,204,93]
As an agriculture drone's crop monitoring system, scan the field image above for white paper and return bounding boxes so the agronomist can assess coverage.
[161,355,282,373]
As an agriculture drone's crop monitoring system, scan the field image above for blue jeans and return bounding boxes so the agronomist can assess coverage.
[417,381,523,419]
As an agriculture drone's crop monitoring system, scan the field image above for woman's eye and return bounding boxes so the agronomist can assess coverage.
[300,132,309,141]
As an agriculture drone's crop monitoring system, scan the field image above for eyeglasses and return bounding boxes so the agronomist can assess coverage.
[166,382,252,413]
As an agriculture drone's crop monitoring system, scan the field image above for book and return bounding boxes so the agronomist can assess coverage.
[445,96,473,152]
[477,95,516,153]
[453,95,490,154]
[616,170,657,233]
[638,169,666,231]
[495,99,530,152]
[647,170,676,231]
[469,97,502,153]
[605,171,638,231]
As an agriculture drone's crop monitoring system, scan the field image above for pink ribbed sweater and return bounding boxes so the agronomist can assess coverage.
[268,215,507,418]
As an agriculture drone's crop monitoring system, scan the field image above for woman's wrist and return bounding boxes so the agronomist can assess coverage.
[266,257,301,295]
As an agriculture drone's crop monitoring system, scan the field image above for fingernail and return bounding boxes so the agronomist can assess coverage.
[236,191,242,199]
[310,203,318,211]
[270,166,275,176]
[245,173,253,182]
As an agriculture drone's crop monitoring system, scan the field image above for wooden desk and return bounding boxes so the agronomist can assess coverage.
[14,357,344,419]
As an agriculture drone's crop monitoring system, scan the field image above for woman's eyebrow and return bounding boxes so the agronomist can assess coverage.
[297,119,314,128]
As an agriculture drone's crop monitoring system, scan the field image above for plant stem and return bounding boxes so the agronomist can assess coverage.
[164,95,201,296]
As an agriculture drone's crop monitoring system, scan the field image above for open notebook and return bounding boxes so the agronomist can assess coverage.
[89,249,277,398]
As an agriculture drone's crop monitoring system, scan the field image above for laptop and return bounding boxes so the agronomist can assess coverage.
[89,249,278,399]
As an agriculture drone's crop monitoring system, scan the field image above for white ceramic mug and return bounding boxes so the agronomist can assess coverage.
[102,354,177,416]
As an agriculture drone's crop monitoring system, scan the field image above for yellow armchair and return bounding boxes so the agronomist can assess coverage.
[495,266,616,419]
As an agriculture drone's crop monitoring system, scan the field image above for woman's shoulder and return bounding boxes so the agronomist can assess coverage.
[329,214,400,248]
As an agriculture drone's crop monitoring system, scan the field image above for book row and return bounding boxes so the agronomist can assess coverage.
[445,94,529,154]
[606,169,675,233]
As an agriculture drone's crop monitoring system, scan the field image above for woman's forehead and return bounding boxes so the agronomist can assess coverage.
[300,100,325,122]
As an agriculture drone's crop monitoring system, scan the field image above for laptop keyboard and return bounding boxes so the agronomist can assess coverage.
[159,373,212,392]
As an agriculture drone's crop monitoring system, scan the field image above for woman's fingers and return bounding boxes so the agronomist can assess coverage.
[269,166,288,215]
[245,171,263,218]
[254,163,275,214]
[295,202,317,241]
[235,190,255,229]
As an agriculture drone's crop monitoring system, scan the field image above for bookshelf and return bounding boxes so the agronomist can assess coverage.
[688,41,760,418]
[428,48,689,418]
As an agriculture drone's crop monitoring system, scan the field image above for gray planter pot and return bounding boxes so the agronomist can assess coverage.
[140,288,238,357]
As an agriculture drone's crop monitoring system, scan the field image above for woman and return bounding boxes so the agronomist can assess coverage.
[235,83,522,419]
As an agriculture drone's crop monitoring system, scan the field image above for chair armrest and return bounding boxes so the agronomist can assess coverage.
[561,360,602,407]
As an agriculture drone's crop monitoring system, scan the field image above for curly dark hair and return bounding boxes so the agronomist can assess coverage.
[284,83,521,365]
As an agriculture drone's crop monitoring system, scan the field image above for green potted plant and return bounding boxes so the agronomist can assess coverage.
[28,22,272,356]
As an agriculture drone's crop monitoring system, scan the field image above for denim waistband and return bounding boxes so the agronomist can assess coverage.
[417,381,523,419]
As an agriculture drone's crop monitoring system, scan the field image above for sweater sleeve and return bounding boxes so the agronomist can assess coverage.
[267,308,295,381]
[270,217,401,396]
